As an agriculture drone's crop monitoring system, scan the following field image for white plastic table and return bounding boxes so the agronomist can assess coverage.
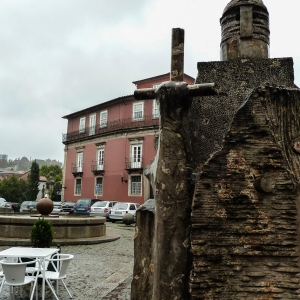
[0,247,59,300]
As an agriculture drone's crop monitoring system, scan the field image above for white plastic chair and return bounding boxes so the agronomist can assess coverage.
[19,254,52,275]
[0,269,4,292]
[38,253,74,300]
[0,259,39,300]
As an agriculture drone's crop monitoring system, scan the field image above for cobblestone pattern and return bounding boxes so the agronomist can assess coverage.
[0,222,134,300]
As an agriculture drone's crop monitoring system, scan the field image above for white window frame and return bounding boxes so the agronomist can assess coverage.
[95,177,103,196]
[100,110,108,128]
[130,144,142,168]
[75,178,82,195]
[79,117,86,133]
[132,102,144,121]
[97,149,104,170]
[130,175,142,195]
[152,99,159,119]
[89,114,96,135]
[77,152,83,172]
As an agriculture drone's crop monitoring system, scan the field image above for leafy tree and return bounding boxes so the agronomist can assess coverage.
[40,165,63,201]
[26,160,40,201]
[7,159,15,168]
[51,182,62,202]
[40,165,62,182]
[0,176,28,203]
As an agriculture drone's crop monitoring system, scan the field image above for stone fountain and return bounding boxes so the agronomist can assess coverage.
[0,198,120,246]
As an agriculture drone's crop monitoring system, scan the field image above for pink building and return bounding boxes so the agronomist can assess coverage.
[62,73,194,204]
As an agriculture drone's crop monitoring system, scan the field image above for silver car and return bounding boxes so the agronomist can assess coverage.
[90,201,117,218]
[0,198,7,207]
[109,202,140,222]
[52,201,63,213]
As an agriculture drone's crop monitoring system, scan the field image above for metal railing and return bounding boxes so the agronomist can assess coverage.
[62,115,159,143]
[125,157,143,170]
[71,163,83,174]
[91,161,105,172]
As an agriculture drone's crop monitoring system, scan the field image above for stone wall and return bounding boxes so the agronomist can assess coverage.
[190,58,300,299]
[190,58,295,166]
[131,57,300,299]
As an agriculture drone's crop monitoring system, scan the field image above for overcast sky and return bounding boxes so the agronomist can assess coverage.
[1,0,299,164]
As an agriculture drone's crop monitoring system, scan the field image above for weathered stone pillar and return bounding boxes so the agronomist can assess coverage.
[131,199,155,300]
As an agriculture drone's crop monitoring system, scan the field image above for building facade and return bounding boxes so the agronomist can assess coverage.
[62,73,194,204]
[0,155,8,161]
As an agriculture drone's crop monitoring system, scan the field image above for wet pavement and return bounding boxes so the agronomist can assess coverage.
[0,222,135,299]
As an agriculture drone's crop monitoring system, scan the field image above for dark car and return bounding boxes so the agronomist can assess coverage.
[20,201,37,213]
[4,202,20,212]
[61,202,75,214]
[74,198,100,215]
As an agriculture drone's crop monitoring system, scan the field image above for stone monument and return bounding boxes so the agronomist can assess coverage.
[131,0,300,299]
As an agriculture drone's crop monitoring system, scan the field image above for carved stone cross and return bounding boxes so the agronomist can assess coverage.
[134,28,218,100]
[132,28,219,300]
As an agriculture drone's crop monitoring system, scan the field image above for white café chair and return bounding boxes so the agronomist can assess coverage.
[0,268,4,292]
[38,253,74,300]
[19,254,52,275]
[0,259,39,300]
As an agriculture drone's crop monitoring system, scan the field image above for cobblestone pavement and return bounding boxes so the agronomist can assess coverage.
[0,222,135,299]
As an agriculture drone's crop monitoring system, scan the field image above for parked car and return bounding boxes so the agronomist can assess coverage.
[90,201,118,218]
[20,201,37,213]
[74,198,100,215]
[109,202,140,222]
[4,202,20,212]
[52,201,63,213]
[61,202,75,214]
[0,198,7,207]
[20,201,30,212]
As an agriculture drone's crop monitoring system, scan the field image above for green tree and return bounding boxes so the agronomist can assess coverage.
[0,176,28,203]
[7,159,15,167]
[40,165,62,182]
[40,165,63,201]
[50,182,62,202]
[30,217,55,248]
[26,160,40,201]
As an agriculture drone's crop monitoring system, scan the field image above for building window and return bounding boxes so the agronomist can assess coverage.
[75,178,81,195]
[77,152,83,172]
[95,177,103,195]
[130,144,142,168]
[152,99,159,119]
[100,110,108,128]
[97,149,104,170]
[79,117,86,133]
[89,114,96,135]
[132,102,144,121]
[131,175,142,195]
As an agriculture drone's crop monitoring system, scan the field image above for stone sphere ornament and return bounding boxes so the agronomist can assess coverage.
[36,198,54,215]
[122,213,134,225]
